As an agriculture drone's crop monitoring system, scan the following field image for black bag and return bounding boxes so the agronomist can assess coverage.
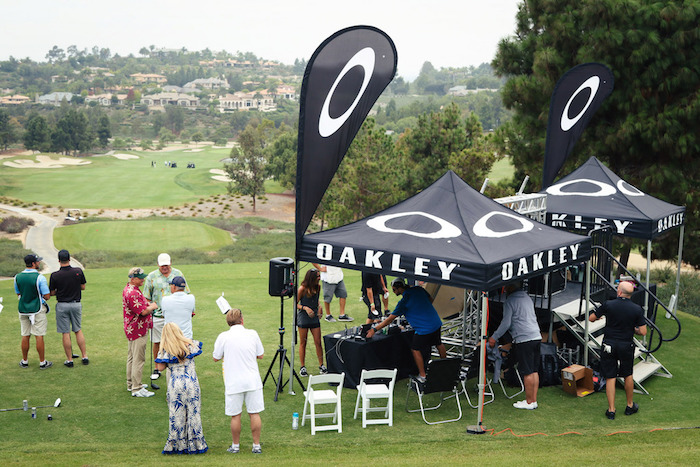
[538,342,561,387]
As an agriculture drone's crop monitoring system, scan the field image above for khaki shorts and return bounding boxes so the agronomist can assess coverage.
[225,389,265,416]
[19,309,48,337]
[151,317,164,343]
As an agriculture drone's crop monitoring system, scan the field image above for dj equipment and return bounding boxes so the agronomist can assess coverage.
[268,257,294,297]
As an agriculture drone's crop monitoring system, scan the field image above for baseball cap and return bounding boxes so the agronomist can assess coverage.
[170,276,186,288]
[157,253,171,266]
[128,267,147,279]
[58,249,70,262]
[391,277,406,288]
[24,254,43,265]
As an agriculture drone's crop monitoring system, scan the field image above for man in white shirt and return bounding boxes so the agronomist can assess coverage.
[162,276,195,339]
[312,263,353,322]
[213,308,264,455]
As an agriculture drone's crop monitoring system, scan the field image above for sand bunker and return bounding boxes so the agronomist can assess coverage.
[209,169,232,182]
[3,155,92,169]
[184,149,204,153]
[112,153,139,160]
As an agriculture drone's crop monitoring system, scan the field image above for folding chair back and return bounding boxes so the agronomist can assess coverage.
[353,368,397,427]
[301,372,345,435]
[406,358,463,425]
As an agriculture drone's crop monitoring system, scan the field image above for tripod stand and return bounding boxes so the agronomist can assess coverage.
[263,295,305,401]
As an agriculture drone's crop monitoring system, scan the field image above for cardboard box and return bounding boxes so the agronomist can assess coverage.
[561,364,594,397]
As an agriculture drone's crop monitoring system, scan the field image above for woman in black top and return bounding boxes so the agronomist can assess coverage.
[296,268,327,377]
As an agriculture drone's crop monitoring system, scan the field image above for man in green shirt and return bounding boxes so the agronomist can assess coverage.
[14,254,53,369]
[143,253,188,379]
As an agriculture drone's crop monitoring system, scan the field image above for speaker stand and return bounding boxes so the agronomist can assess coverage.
[263,296,305,401]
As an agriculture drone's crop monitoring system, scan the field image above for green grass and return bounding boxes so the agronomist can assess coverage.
[488,156,514,183]
[0,147,280,209]
[53,219,233,252]
[0,262,698,465]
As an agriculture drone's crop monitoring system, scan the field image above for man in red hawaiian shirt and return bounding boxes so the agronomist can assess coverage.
[123,267,158,397]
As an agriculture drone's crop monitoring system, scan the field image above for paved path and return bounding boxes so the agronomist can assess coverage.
[0,204,84,274]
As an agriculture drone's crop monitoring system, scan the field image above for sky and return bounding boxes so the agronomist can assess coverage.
[0,0,521,81]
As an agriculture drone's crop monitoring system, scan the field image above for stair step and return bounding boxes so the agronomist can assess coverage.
[553,299,594,319]
[632,360,663,383]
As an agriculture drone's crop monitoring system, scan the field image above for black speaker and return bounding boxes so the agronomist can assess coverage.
[269,257,294,297]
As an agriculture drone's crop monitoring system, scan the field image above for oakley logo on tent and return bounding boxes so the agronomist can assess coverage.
[502,244,582,281]
[550,214,632,234]
[560,76,600,131]
[546,178,617,197]
[366,211,461,239]
[472,211,534,238]
[658,213,684,233]
[617,180,644,197]
[318,47,375,138]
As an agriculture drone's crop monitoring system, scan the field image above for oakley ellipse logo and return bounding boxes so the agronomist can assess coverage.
[617,180,644,197]
[546,178,617,197]
[366,211,461,239]
[560,76,600,132]
[473,212,534,238]
[318,47,375,138]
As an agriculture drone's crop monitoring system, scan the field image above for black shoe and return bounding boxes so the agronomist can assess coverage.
[82,357,90,365]
[64,360,74,368]
[605,409,615,420]
[39,361,53,370]
[624,402,639,415]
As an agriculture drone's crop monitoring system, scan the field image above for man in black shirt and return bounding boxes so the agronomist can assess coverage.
[361,271,384,324]
[589,281,646,420]
[49,250,88,367]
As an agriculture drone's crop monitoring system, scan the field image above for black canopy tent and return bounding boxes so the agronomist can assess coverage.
[299,171,592,431]
[542,156,686,316]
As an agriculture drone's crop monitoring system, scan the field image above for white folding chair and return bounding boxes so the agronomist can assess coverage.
[301,372,345,435]
[353,368,397,427]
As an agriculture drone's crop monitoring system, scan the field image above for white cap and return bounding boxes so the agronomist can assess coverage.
[157,253,171,266]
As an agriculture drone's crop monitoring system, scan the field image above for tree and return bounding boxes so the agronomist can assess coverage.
[224,119,275,211]
[492,0,700,267]
[395,102,495,196]
[23,113,52,152]
[51,109,93,155]
[97,115,111,148]
[317,118,401,229]
[191,131,204,146]
[264,127,297,189]
[0,109,19,150]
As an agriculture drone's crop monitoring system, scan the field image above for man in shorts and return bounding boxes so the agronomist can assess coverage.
[213,308,264,455]
[489,282,542,410]
[366,278,446,383]
[15,254,52,369]
[312,263,353,322]
[589,281,647,420]
[49,249,88,367]
[143,252,188,379]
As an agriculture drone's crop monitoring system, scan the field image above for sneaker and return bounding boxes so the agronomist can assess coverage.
[513,400,538,410]
[227,445,240,454]
[324,315,336,322]
[624,402,639,415]
[319,365,328,375]
[19,361,29,368]
[337,314,354,322]
[39,361,53,370]
[414,375,426,384]
[64,360,74,368]
[299,366,308,377]
[82,358,90,365]
[252,446,262,454]
[152,369,161,379]
[132,388,154,397]
[127,383,148,392]
[605,409,616,420]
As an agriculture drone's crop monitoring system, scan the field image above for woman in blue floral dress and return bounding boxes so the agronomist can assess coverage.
[155,322,208,454]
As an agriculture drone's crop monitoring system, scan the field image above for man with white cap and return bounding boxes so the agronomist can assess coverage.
[144,253,189,379]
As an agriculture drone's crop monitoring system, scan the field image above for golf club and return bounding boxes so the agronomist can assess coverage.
[149,330,160,390]
[1,398,61,412]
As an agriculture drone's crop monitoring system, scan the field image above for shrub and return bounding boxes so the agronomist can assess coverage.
[0,238,33,276]
[0,216,35,234]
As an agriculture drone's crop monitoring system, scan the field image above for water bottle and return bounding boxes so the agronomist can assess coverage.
[292,412,299,430]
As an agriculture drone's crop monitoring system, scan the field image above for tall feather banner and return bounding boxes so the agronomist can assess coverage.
[542,63,614,189]
[295,26,397,255]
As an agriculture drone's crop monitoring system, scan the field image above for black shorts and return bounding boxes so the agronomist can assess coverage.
[600,340,635,378]
[411,328,442,352]
[514,339,541,376]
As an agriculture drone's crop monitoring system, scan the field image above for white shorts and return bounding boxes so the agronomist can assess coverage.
[151,317,164,343]
[225,389,265,416]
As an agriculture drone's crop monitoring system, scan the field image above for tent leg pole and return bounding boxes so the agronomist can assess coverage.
[475,293,488,431]
[644,240,651,350]
[671,225,684,317]
[584,259,591,367]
